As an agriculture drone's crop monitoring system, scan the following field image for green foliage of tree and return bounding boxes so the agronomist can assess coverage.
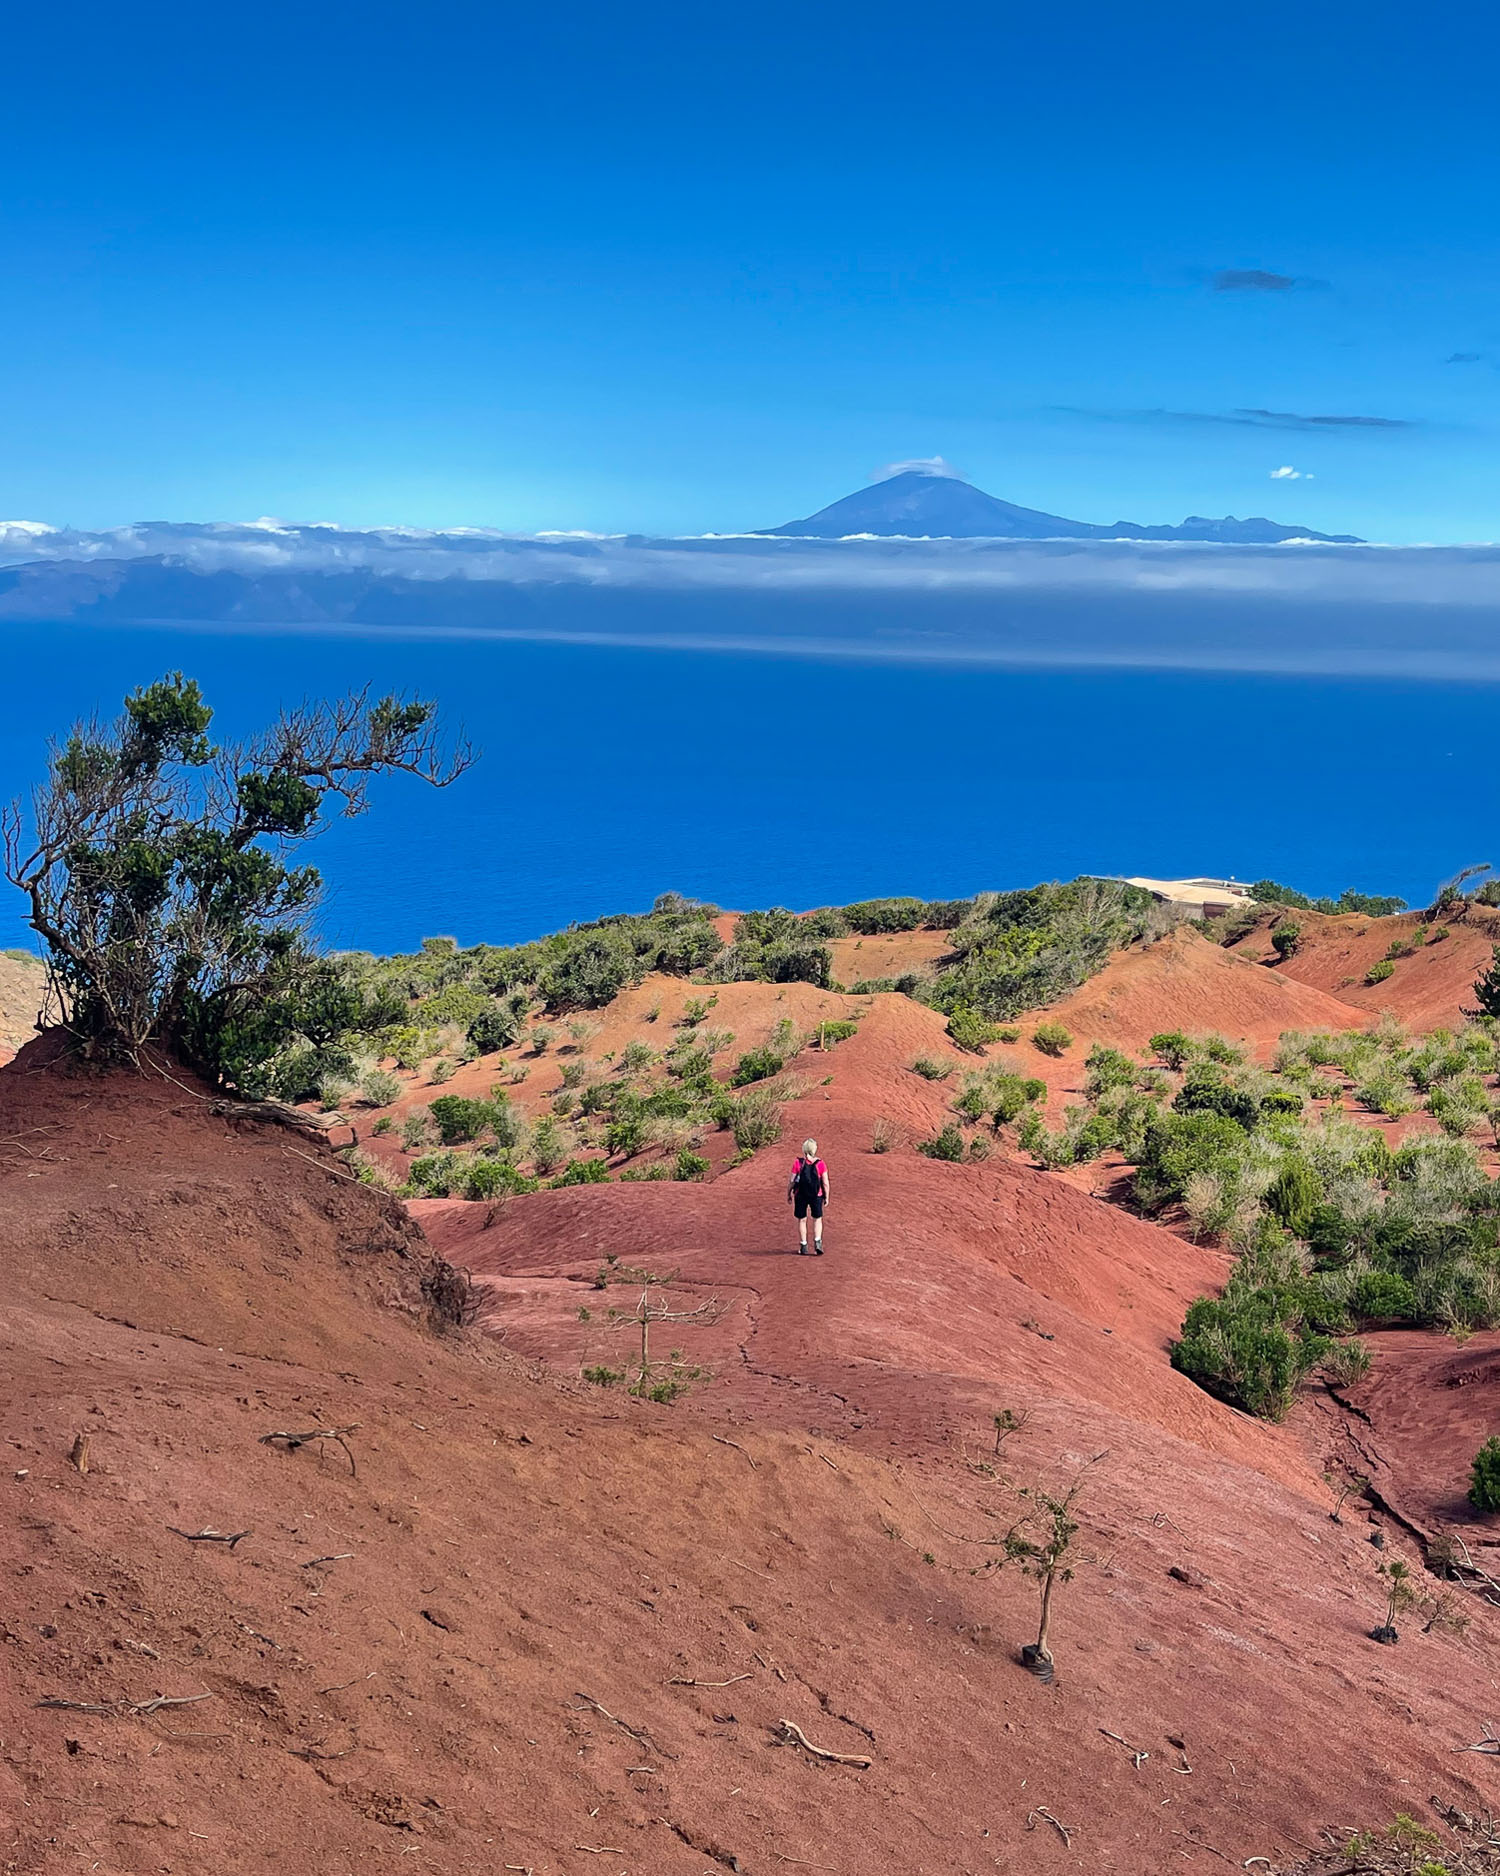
[1270,920,1303,960]
[3,673,470,1083]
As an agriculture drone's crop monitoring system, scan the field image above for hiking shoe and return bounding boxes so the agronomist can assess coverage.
[797,1245,807,1256]
[814,1243,824,1256]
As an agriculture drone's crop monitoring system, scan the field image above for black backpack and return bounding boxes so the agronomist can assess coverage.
[795,1157,823,1200]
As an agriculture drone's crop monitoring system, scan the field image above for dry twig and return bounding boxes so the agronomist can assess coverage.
[37,1692,214,1718]
[571,1693,674,1760]
[1026,1806,1072,1846]
[774,1719,871,1769]
[712,1434,758,1470]
[260,1424,360,1476]
[167,1526,250,1547]
[666,1673,751,1688]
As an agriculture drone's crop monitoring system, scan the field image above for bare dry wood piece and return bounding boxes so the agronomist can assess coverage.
[712,1434,758,1470]
[37,1692,214,1718]
[260,1424,360,1477]
[571,1693,675,1761]
[666,1673,752,1688]
[1026,1806,1072,1847]
[210,1096,349,1137]
[774,1719,872,1770]
[167,1526,250,1548]
[68,1433,90,1474]
[1455,1722,1500,1754]
[301,1553,356,1568]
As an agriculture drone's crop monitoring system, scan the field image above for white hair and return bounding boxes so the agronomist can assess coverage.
[803,1138,818,1155]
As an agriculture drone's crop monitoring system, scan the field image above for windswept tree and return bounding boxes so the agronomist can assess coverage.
[3,673,472,1084]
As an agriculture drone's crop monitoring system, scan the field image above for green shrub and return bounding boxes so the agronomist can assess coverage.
[911,1056,951,1081]
[1172,1064,1260,1129]
[991,1074,1047,1124]
[1031,1020,1072,1057]
[360,1069,402,1107]
[1322,1338,1373,1388]
[947,1007,1000,1053]
[1084,1045,1137,1097]
[618,1039,656,1075]
[930,879,1155,1019]
[583,1365,626,1387]
[918,1122,966,1162]
[428,1058,456,1085]
[1149,1031,1193,1070]
[1365,959,1396,986]
[619,1163,673,1181]
[529,1116,566,1173]
[1470,1437,1500,1512]
[816,1019,859,1048]
[428,1094,492,1145]
[732,1046,785,1086]
[488,1093,526,1150]
[605,1111,647,1158]
[372,1115,394,1135]
[1264,1157,1320,1238]
[802,906,850,937]
[1172,1238,1332,1421]
[530,1025,555,1054]
[553,1156,611,1186]
[1270,921,1302,960]
[675,1149,710,1181]
[731,1087,783,1152]
[1350,1269,1416,1323]
[841,896,928,934]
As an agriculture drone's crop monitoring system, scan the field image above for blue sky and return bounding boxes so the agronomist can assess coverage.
[3,0,1497,542]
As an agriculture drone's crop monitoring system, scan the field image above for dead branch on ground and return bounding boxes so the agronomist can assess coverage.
[37,1692,214,1718]
[167,1525,250,1547]
[211,1097,349,1137]
[259,1423,359,1476]
[774,1719,871,1769]
[1026,1806,1072,1846]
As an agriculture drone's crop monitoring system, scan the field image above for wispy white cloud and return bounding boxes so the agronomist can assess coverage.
[1269,465,1314,480]
[872,456,961,481]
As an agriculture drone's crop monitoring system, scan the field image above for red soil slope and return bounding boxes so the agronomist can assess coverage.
[1047,926,1367,1058]
[10,957,1500,1870]
[1229,907,1500,1032]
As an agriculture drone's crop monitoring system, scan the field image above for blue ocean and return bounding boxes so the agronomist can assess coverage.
[0,619,1494,953]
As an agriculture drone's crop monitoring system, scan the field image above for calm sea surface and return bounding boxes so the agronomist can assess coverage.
[0,620,1494,953]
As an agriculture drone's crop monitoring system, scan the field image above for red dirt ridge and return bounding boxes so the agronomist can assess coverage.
[7,977,1500,1873]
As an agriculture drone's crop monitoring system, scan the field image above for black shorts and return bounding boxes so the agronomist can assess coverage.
[794,1195,824,1219]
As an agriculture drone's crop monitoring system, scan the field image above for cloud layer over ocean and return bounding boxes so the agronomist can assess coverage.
[4,521,1500,680]
[3,519,1500,606]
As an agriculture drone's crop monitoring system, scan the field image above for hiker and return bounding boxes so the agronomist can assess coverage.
[788,1138,830,1255]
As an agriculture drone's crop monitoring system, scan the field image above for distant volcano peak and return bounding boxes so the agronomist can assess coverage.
[760,468,1363,544]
